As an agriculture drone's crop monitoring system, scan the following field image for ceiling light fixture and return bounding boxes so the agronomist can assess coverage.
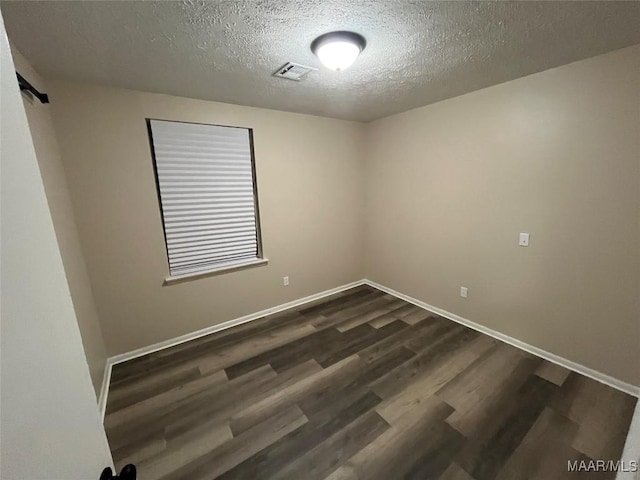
[311,31,366,71]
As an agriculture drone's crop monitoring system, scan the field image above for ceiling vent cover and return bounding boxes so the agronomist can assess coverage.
[274,62,317,81]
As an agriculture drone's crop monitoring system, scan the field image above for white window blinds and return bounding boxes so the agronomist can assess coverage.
[148,119,261,278]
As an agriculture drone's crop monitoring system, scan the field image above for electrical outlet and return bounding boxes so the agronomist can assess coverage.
[460,286,468,298]
[283,276,289,286]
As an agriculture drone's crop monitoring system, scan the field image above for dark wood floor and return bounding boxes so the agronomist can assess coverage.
[105,285,637,480]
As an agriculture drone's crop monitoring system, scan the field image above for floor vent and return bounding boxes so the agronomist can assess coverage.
[273,62,317,81]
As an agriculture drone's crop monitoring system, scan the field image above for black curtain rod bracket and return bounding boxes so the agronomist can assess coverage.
[16,72,49,104]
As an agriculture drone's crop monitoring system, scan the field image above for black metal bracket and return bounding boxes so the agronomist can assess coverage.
[16,72,49,104]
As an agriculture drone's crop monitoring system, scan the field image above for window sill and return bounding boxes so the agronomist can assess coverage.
[163,258,269,286]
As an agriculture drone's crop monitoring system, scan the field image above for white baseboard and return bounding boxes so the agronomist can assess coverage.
[97,358,112,421]
[98,276,638,422]
[98,279,367,420]
[364,279,639,398]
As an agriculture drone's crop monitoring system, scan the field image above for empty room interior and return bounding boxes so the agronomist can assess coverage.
[1,1,640,479]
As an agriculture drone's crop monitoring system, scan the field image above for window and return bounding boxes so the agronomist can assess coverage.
[148,119,264,280]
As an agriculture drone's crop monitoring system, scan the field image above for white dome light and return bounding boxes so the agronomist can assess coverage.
[316,41,360,71]
[311,31,366,72]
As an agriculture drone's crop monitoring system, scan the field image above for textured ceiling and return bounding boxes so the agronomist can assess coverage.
[2,0,640,122]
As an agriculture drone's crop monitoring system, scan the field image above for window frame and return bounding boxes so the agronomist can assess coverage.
[146,118,266,284]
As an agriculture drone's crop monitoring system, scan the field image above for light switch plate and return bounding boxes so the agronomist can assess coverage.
[519,233,530,247]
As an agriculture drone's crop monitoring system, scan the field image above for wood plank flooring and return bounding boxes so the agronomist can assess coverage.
[105,285,637,480]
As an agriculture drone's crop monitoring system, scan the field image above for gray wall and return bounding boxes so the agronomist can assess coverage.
[0,12,113,478]
[11,47,108,397]
[47,82,366,355]
[364,45,640,386]
[13,44,638,390]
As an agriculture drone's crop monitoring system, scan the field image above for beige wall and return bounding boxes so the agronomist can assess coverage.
[11,48,108,397]
[364,45,640,386]
[1,12,113,477]
[31,45,638,387]
[47,82,366,355]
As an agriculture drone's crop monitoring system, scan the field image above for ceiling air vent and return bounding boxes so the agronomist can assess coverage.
[273,62,317,81]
